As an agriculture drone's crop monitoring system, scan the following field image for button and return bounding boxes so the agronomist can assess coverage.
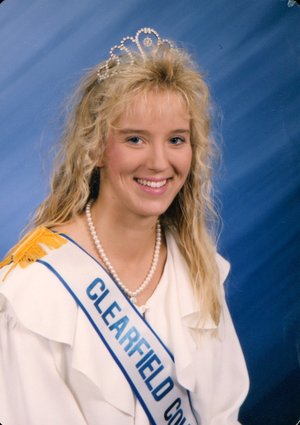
[138,304,149,316]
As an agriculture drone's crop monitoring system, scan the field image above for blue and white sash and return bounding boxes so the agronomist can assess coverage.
[38,237,198,425]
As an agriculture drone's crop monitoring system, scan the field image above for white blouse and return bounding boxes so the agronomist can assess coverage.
[0,233,249,425]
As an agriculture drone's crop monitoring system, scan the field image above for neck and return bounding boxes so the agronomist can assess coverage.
[89,199,160,262]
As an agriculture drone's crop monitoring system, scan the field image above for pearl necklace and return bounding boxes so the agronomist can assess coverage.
[85,201,161,304]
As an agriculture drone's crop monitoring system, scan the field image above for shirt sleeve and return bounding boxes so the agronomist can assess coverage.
[0,298,88,425]
[190,294,249,425]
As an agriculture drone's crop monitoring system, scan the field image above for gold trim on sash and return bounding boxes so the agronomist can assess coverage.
[0,227,67,280]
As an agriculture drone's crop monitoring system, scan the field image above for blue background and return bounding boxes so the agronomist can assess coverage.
[0,1,299,424]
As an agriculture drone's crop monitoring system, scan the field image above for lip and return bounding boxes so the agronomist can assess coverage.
[135,176,170,182]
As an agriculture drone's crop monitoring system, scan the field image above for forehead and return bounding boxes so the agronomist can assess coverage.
[114,90,190,127]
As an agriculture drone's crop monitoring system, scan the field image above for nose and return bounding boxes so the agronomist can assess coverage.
[146,141,169,171]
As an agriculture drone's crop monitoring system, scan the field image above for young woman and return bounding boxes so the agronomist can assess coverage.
[0,28,249,425]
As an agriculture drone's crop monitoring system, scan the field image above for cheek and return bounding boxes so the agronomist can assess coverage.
[103,147,140,181]
[102,143,125,171]
[180,148,193,177]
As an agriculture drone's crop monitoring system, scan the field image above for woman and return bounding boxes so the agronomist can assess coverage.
[0,28,249,424]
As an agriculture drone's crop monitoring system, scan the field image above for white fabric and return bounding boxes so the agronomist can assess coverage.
[0,233,249,425]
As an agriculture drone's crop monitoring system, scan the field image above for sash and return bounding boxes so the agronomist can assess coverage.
[38,236,198,425]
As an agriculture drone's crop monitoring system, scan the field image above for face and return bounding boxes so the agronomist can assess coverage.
[97,90,192,221]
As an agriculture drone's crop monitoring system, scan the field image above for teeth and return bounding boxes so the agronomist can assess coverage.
[137,179,167,188]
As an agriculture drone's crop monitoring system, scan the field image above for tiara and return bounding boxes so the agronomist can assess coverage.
[97,27,173,82]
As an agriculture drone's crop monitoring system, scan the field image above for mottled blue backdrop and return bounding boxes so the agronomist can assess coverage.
[0,1,299,424]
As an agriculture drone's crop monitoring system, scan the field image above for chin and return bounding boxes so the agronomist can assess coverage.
[134,204,172,219]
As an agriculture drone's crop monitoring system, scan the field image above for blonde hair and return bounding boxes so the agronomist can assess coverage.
[33,43,222,324]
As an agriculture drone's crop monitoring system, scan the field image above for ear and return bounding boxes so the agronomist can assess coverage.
[96,153,106,168]
[95,141,108,167]
[96,158,104,167]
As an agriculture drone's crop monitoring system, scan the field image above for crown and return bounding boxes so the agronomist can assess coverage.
[97,27,173,82]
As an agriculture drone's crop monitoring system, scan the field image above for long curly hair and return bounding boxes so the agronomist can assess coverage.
[33,42,222,325]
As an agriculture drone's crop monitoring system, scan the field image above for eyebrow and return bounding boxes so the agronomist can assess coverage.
[117,128,190,135]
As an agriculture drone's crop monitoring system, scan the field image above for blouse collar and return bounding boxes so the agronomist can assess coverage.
[0,230,230,414]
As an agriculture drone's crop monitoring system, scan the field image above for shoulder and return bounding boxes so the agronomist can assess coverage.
[166,232,231,286]
[215,252,231,285]
[0,227,77,343]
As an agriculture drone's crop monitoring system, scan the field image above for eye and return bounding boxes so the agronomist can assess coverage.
[127,136,143,145]
[169,136,185,145]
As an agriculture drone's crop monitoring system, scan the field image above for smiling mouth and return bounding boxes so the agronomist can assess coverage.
[136,178,167,188]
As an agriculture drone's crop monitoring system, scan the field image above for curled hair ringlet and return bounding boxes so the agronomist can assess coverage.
[32,40,222,326]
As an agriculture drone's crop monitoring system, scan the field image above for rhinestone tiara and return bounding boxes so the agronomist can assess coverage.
[97,27,173,82]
